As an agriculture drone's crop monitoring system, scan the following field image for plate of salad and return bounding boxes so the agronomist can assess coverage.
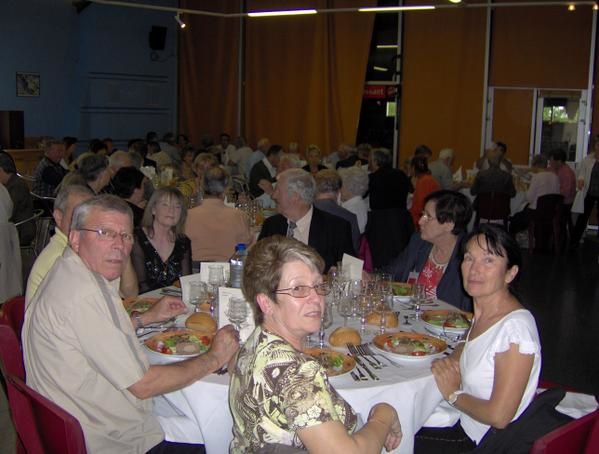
[144,329,212,361]
[421,310,472,336]
[372,332,447,363]
[123,297,158,315]
[304,348,356,377]
[391,282,412,303]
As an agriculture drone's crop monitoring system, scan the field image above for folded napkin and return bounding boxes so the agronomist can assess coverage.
[453,166,463,182]
[342,254,363,280]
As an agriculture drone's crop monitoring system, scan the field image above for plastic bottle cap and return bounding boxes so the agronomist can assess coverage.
[236,243,247,251]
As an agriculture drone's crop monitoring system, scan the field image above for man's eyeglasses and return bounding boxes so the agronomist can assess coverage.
[78,228,134,244]
[274,283,332,298]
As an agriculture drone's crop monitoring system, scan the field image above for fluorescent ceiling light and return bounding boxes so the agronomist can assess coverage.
[248,9,317,17]
[373,66,389,72]
[359,6,435,12]
[449,0,462,4]
[376,44,399,49]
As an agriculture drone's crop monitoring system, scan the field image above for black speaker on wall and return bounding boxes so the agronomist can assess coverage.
[149,26,167,51]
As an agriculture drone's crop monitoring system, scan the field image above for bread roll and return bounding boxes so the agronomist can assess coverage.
[329,327,361,347]
[185,312,217,333]
[366,310,399,328]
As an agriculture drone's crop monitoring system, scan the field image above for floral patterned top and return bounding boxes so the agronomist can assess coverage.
[416,251,448,300]
[131,227,192,292]
[229,326,357,453]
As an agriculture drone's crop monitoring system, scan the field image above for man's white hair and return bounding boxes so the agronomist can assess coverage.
[439,148,454,160]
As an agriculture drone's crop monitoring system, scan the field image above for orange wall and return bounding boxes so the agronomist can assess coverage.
[491,89,534,165]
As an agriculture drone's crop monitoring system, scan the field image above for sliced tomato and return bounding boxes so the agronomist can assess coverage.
[200,336,211,345]
[411,351,426,356]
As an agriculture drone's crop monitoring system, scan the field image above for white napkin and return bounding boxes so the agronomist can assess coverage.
[217,287,255,343]
[453,166,463,182]
[342,254,363,280]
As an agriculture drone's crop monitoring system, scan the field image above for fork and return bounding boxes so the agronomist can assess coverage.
[346,344,379,380]
[355,344,384,369]
[360,343,402,368]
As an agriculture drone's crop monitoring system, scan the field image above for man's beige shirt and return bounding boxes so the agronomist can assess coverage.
[23,248,163,453]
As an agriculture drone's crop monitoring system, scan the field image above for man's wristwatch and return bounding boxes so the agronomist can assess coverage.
[131,311,144,332]
[447,390,465,407]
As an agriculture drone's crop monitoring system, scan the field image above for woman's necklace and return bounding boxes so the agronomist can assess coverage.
[431,245,451,266]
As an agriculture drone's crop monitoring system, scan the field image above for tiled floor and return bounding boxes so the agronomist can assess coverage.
[1,235,597,451]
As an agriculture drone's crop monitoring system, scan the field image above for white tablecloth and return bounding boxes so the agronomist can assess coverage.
[142,290,462,453]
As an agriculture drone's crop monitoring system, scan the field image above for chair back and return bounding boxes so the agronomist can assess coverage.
[0,325,25,380]
[1,296,25,343]
[530,409,599,453]
[5,374,87,454]
[474,192,511,226]
[529,194,564,254]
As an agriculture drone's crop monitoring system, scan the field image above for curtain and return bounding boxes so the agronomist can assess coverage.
[178,0,241,145]
[178,0,375,152]
[245,0,375,152]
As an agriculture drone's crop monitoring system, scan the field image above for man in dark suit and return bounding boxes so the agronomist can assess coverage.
[249,144,282,198]
[258,168,355,271]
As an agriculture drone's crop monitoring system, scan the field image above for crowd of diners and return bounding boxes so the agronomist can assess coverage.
[1,130,596,453]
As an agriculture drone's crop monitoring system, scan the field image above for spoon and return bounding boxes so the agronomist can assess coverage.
[403,315,411,326]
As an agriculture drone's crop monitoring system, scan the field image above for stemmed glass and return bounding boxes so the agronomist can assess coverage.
[208,266,225,317]
[318,301,333,348]
[226,297,248,334]
[188,282,208,313]
[412,283,426,319]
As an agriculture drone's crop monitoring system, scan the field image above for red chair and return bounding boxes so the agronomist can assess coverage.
[5,373,87,454]
[474,192,511,227]
[0,325,25,380]
[1,295,25,343]
[530,409,599,453]
[584,416,599,453]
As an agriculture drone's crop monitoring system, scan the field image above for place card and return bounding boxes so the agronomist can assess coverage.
[179,273,204,308]
[198,262,230,283]
[218,287,255,343]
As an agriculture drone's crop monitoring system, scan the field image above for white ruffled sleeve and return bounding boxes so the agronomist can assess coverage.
[490,311,541,357]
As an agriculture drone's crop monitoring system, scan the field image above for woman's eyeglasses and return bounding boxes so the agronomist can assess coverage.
[274,283,332,298]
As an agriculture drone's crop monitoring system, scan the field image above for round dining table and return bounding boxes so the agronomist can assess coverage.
[142,288,463,454]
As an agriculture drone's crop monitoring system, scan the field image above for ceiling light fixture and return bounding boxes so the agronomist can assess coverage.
[568,3,576,10]
[359,5,436,12]
[248,9,317,17]
[376,44,399,49]
[449,0,463,4]
[373,66,389,72]
[175,12,186,28]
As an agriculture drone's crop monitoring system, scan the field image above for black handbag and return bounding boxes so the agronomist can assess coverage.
[471,388,573,454]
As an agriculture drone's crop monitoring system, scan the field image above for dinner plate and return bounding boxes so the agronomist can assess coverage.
[123,296,158,315]
[421,310,472,336]
[371,332,447,363]
[304,347,356,377]
[144,328,213,363]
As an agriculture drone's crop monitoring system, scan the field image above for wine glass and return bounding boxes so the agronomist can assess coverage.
[208,266,225,317]
[226,297,248,333]
[188,281,207,313]
[318,301,334,348]
[337,295,353,327]
[412,283,425,319]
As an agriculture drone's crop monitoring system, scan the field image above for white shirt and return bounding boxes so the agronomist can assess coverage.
[341,196,368,234]
[460,309,541,443]
[0,183,13,222]
[526,171,560,209]
[291,206,313,245]
[261,157,277,179]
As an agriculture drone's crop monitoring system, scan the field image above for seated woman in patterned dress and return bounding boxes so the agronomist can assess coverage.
[131,187,192,292]
[229,235,402,453]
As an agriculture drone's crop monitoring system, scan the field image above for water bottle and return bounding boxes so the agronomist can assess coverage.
[229,243,247,288]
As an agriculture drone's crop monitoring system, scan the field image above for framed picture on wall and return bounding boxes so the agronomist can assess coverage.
[16,72,40,97]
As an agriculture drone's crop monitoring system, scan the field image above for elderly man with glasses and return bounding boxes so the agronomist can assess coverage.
[23,194,239,454]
